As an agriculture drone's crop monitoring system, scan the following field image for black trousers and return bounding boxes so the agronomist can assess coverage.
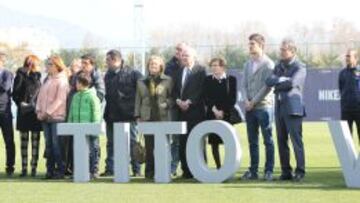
[341,110,360,143]
[275,104,305,176]
[144,136,154,178]
[179,121,207,178]
[0,113,15,170]
[60,136,73,173]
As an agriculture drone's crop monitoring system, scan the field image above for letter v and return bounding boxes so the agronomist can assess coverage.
[328,121,360,188]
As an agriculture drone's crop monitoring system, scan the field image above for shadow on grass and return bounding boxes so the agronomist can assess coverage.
[0,167,354,190]
[223,167,353,191]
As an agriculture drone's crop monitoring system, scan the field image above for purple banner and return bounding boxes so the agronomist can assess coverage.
[228,68,341,121]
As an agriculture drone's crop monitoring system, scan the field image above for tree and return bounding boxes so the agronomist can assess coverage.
[52,48,106,70]
[0,42,32,72]
[215,45,247,69]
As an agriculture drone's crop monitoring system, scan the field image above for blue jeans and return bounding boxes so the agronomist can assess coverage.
[105,122,141,174]
[170,135,180,174]
[245,108,274,174]
[42,122,64,175]
[89,136,100,174]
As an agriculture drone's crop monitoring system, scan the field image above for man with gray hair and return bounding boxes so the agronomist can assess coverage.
[266,39,307,182]
[172,46,206,179]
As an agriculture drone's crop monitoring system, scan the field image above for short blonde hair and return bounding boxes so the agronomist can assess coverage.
[147,55,165,73]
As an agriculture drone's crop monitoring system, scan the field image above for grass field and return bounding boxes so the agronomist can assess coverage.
[0,122,359,203]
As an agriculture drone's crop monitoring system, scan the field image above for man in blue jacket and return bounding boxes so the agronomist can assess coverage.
[338,49,360,143]
[266,39,307,182]
[0,52,15,176]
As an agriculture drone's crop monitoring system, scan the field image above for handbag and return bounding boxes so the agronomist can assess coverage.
[226,77,242,125]
[20,102,35,115]
[132,133,146,164]
[228,105,243,125]
[19,89,39,115]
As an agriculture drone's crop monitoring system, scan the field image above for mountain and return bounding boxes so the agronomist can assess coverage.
[0,5,107,48]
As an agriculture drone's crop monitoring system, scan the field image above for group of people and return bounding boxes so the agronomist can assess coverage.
[1,32,335,182]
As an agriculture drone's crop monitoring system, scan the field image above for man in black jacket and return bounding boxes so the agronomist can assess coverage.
[338,49,360,143]
[0,52,15,176]
[165,42,187,176]
[172,47,206,179]
[101,50,143,176]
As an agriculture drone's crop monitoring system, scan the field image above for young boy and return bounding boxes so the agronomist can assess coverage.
[68,72,101,179]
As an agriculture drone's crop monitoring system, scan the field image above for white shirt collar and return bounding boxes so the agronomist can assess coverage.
[213,72,227,80]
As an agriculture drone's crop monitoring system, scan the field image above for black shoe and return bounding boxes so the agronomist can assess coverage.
[44,173,53,180]
[100,171,113,177]
[241,171,258,180]
[64,170,73,176]
[278,174,293,181]
[31,169,37,177]
[181,173,193,179]
[293,173,305,182]
[90,173,99,180]
[6,167,14,177]
[171,172,177,178]
[132,172,142,177]
[52,173,65,179]
[145,172,154,179]
[263,171,273,181]
[19,170,27,177]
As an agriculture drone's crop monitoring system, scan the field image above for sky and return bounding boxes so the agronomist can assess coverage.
[1,0,360,44]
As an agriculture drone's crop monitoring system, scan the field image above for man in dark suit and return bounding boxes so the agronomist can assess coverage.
[173,47,206,179]
[165,42,188,177]
[0,52,15,176]
[265,39,307,182]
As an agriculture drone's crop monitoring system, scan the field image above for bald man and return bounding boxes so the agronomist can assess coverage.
[339,49,360,143]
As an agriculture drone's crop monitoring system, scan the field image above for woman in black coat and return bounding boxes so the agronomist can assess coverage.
[12,55,42,177]
[203,57,237,169]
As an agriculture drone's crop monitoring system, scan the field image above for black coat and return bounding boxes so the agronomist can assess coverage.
[165,56,182,80]
[104,66,143,122]
[0,69,13,114]
[12,67,42,131]
[338,66,360,112]
[203,75,237,144]
[172,63,207,124]
[203,75,237,121]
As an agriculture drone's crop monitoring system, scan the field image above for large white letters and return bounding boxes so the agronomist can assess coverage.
[328,121,360,188]
[137,122,187,183]
[113,123,130,182]
[57,123,102,182]
[57,121,242,183]
[187,121,241,183]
